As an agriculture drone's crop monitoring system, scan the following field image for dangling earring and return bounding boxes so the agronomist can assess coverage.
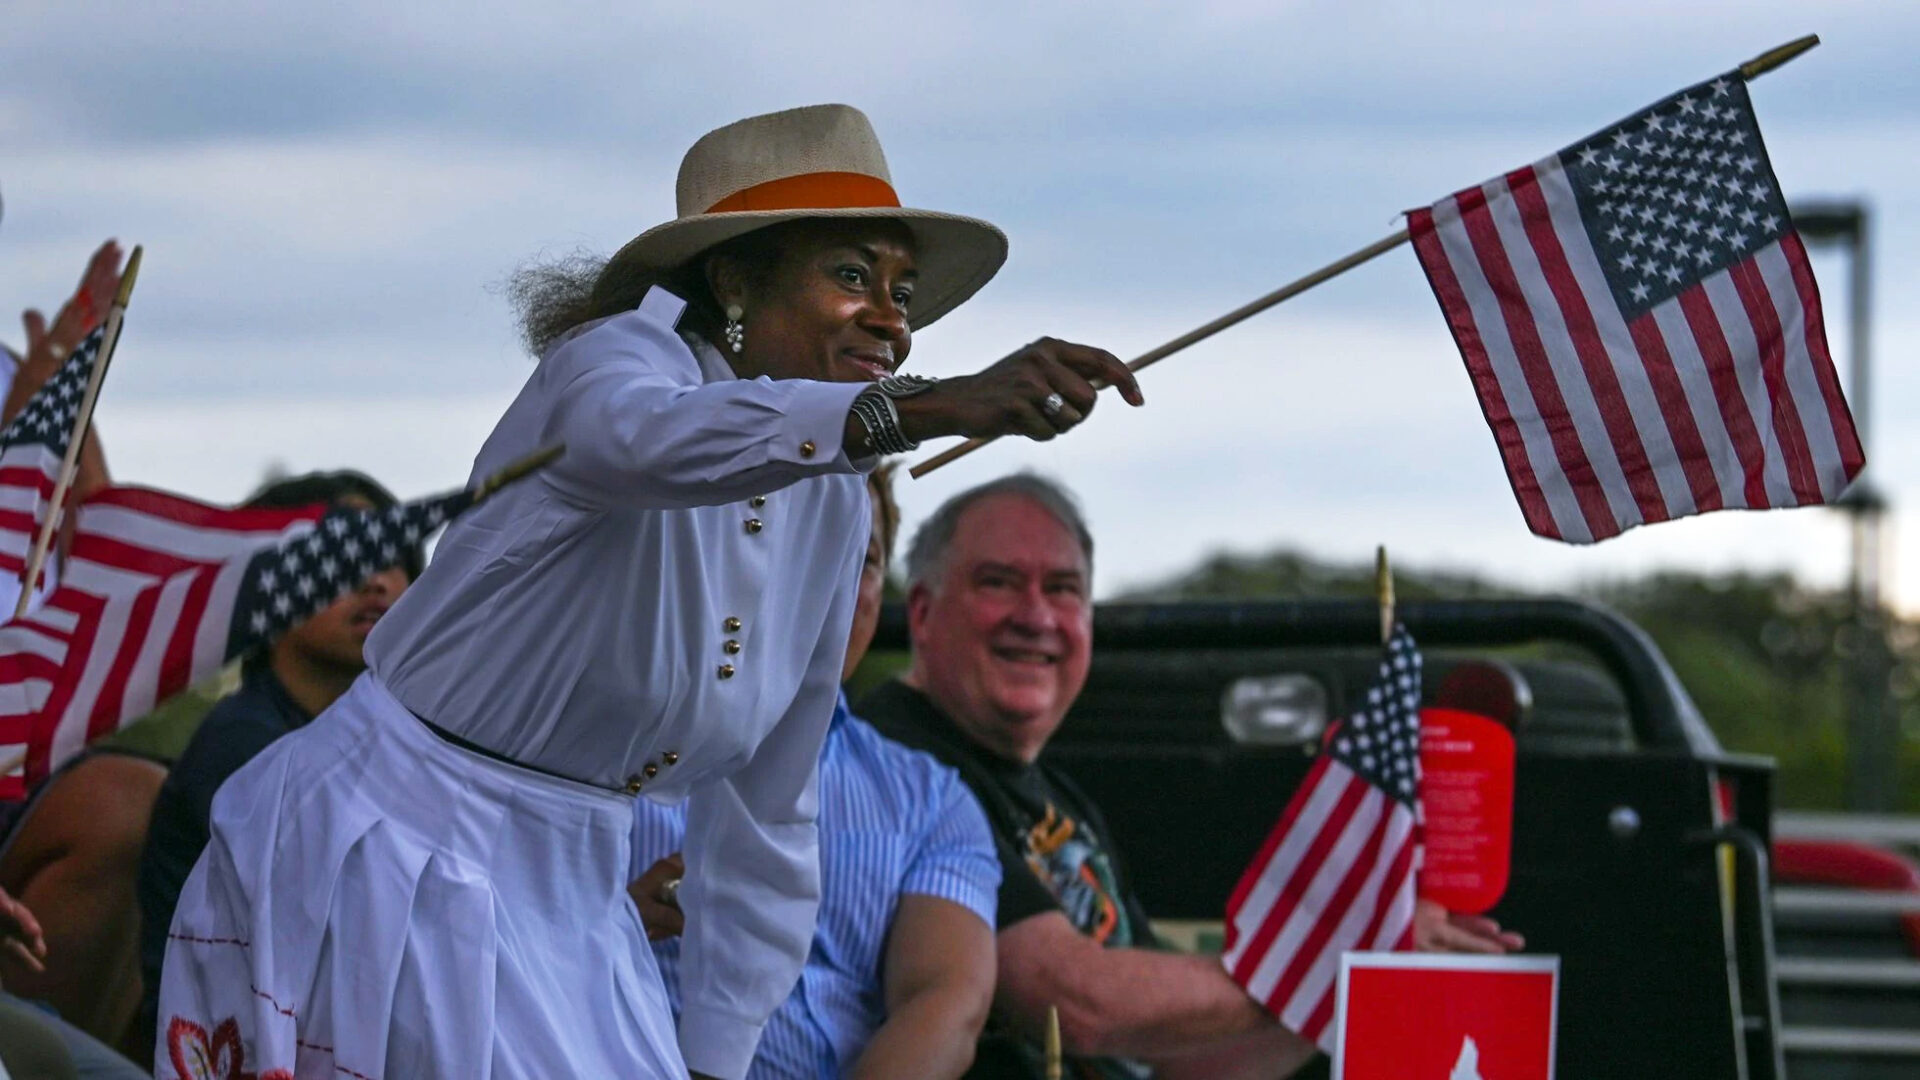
[723,304,745,354]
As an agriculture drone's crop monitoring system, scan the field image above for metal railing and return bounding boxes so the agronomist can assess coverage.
[1775,812,1920,849]
[1780,1028,1920,1056]
[1775,957,1920,988]
[1774,887,1920,917]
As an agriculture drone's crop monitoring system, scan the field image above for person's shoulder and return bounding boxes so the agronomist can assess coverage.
[837,713,970,811]
[170,678,301,790]
[851,684,1023,827]
[854,679,935,739]
[542,286,699,387]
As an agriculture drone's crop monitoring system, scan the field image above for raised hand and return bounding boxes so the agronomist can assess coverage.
[897,337,1145,444]
[6,239,127,425]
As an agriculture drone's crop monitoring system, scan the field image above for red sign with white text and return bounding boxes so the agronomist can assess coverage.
[1418,707,1516,914]
[1335,954,1559,1079]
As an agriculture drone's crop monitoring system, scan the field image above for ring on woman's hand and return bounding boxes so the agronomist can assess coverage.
[1040,392,1066,418]
[659,877,682,908]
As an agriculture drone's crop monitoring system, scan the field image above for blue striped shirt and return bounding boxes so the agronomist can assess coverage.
[630,693,1001,1078]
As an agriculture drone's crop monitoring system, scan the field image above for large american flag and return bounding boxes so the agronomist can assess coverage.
[0,489,467,797]
[1409,71,1862,543]
[1221,627,1423,1051]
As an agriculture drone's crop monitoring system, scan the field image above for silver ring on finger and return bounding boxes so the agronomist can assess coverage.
[1040,392,1066,418]
[659,877,682,908]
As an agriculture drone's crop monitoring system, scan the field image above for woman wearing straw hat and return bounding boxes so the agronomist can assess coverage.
[156,104,1140,1080]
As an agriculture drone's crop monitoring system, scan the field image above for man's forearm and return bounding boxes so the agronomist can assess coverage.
[1068,951,1274,1059]
[1151,1023,1319,1080]
[850,983,986,1080]
[998,916,1279,1062]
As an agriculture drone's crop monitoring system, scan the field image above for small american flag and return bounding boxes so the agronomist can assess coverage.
[1409,71,1862,543]
[1221,627,1423,1051]
[0,326,104,579]
[0,489,467,796]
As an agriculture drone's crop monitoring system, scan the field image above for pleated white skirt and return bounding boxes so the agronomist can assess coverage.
[156,672,685,1080]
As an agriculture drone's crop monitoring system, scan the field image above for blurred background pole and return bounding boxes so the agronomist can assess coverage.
[1793,200,1894,812]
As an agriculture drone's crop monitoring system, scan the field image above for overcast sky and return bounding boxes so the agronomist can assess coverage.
[2,2,1916,605]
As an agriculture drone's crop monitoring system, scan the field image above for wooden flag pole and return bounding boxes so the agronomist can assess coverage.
[473,444,566,503]
[1045,1004,1062,1080]
[908,33,1822,481]
[1376,545,1395,646]
[16,246,143,618]
[908,228,1408,479]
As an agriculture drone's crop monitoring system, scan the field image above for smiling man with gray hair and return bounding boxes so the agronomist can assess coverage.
[860,473,1318,1079]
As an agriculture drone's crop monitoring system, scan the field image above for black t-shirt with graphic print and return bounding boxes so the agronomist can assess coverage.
[859,679,1156,1079]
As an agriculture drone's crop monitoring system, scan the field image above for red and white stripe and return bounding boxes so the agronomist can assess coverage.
[0,448,67,582]
[1409,159,1863,543]
[1221,756,1419,1050]
[0,487,320,795]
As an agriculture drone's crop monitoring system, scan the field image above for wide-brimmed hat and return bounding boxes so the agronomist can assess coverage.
[606,104,1006,330]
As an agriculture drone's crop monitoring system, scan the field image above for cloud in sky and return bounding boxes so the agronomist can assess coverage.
[3,2,1917,604]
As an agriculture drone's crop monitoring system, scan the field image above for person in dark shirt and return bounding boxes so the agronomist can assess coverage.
[862,474,1521,1080]
[859,474,1307,1080]
[860,679,1151,957]
[131,470,418,1061]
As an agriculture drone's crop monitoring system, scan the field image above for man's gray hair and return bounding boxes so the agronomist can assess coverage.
[904,472,1094,591]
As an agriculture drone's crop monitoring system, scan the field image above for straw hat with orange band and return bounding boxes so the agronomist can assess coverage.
[608,103,1007,330]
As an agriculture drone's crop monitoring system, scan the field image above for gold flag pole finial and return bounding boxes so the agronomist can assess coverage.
[1045,1005,1062,1080]
[1739,34,1819,80]
[114,246,144,307]
[474,444,565,503]
[1376,545,1394,646]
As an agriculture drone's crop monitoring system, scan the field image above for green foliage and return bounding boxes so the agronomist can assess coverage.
[1124,549,1919,810]
[1121,549,1516,603]
[98,664,240,761]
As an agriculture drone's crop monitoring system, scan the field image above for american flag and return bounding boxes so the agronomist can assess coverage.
[1221,627,1423,1051]
[1409,71,1862,543]
[0,489,467,796]
[0,326,104,581]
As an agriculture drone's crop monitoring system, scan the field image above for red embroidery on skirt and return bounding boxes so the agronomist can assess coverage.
[296,1041,378,1080]
[164,1015,295,1080]
[251,984,296,1019]
[167,932,377,1078]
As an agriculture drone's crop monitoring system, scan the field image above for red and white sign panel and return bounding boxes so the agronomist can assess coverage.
[1418,708,1517,914]
[1335,953,1559,1080]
